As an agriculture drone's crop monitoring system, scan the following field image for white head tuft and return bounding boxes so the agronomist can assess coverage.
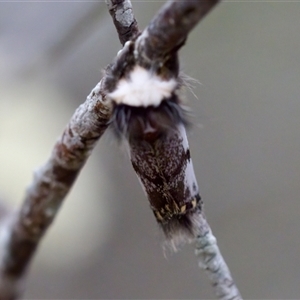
[108,65,177,107]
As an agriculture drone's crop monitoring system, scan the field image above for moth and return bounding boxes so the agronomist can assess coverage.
[103,38,203,249]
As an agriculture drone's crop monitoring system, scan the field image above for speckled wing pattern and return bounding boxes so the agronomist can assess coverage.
[129,123,202,241]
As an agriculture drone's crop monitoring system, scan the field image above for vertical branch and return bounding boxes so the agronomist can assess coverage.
[106,0,139,45]
[105,0,242,298]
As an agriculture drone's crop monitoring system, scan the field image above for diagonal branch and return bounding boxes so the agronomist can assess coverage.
[0,83,111,299]
[136,0,221,60]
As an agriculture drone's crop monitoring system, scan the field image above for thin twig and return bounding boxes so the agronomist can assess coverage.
[195,214,242,300]
[106,0,139,45]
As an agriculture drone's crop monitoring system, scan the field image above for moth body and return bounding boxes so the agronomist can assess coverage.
[104,38,202,248]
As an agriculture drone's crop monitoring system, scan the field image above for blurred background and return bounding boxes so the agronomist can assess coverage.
[1,1,300,299]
